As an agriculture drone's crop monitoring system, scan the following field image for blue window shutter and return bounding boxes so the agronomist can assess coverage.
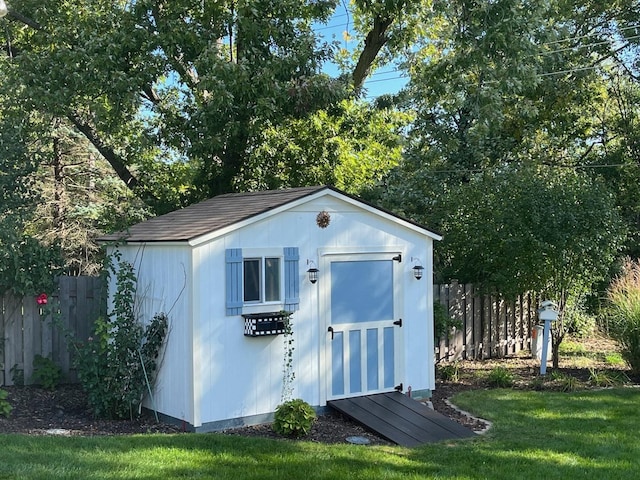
[284,247,300,311]
[225,248,243,315]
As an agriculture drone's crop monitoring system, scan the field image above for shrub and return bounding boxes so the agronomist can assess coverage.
[558,374,582,392]
[438,362,460,382]
[272,399,316,437]
[32,355,62,390]
[0,389,11,417]
[486,366,514,388]
[73,259,168,420]
[606,258,640,374]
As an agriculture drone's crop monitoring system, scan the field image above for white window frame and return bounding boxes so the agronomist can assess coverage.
[241,249,284,308]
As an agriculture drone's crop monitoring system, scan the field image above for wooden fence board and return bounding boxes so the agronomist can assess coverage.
[434,284,537,363]
[1,276,105,386]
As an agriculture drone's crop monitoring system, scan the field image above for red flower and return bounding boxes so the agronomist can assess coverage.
[36,293,48,305]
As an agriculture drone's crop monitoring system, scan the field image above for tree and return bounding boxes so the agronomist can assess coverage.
[0,105,63,295]
[440,166,626,366]
[0,1,347,210]
[235,99,412,194]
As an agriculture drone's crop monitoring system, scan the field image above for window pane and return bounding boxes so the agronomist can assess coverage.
[243,259,260,302]
[264,257,281,302]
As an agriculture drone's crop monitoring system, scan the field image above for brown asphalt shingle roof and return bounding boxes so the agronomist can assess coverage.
[98,186,327,243]
[98,185,440,244]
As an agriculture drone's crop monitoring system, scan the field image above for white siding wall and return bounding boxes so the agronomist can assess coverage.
[191,196,435,427]
[106,244,195,426]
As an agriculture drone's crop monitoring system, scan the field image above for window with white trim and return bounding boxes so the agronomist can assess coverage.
[243,256,282,303]
[225,247,299,315]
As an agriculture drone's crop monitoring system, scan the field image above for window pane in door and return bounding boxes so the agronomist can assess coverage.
[264,257,281,301]
[243,259,260,302]
[331,260,393,324]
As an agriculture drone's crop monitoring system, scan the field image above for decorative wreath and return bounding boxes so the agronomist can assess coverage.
[316,210,331,228]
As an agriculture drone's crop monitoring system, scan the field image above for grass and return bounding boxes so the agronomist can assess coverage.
[0,387,639,479]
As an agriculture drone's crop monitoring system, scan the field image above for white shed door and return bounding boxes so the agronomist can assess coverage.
[325,253,403,400]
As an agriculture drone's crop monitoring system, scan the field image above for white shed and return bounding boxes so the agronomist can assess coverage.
[99,186,441,432]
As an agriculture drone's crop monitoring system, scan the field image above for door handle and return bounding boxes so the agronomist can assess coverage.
[393,318,403,327]
[327,326,334,340]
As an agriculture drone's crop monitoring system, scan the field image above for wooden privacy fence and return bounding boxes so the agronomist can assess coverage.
[1,276,536,383]
[0,276,105,386]
[434,282,539,362]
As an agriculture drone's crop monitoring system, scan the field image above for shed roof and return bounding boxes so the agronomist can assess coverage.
[98,185,440,244]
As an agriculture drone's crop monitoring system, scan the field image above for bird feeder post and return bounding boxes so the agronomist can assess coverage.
[537,301,559,375]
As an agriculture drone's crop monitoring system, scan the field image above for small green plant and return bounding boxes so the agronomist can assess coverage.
[588,368,628,388]
[529,375,546,390]
[549,371,582,392]
[558,374,581,392]
[10,364,23,386]
[272,398,316,437]
[558,340,587,356]
[0,389,12,417]
[32,355,62,390]
[486,366,514,388]
[604,352,625,366]
[438,362,460,382]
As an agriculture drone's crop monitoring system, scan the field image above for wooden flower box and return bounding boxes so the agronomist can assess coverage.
[243,312,291,337]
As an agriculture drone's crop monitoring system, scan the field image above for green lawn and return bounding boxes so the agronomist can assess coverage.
[0,387,638,479]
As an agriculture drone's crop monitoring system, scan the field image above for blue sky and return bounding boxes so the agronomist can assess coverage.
[316,6,408,101]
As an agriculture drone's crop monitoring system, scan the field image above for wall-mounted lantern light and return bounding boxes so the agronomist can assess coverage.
[307,260,319,284]
[0,1,8,18]
[411,257,424,280]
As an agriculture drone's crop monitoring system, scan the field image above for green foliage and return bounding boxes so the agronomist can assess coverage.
[486,367,514,388]
[563,296,597,339]
[588,368,628,388]
[439,166,625,298]
[73,259,168,419]
[32,355,62,390]
[272,398,317,438]
[281,312,295,403]
[604,352,626,366]
[433,302,462,341]
[0,0,350,208]
[0,233,64,296]
[236,100,411,195]
[0,389,11,418]
[10,364,24,386]
[606,258,640,374]
[548,372,582,392]
[437,362,460,382]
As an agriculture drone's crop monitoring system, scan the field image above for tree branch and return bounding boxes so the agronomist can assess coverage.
[352,15,394,91]
[7,10,42,30]
[67,111,159,207]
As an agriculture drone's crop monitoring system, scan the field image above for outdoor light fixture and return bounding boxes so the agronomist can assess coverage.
[0,1,8,18]
[411,257,424,280]
[307,260,319,284]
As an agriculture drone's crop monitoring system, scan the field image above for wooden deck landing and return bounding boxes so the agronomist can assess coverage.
[328,391,476,447]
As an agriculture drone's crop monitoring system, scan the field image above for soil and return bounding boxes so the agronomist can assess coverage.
[0,334,633,445]
[0,382,483,444]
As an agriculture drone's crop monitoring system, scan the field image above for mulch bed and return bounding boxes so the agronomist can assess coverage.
[0,382,484,443]
[2,342,632,444]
